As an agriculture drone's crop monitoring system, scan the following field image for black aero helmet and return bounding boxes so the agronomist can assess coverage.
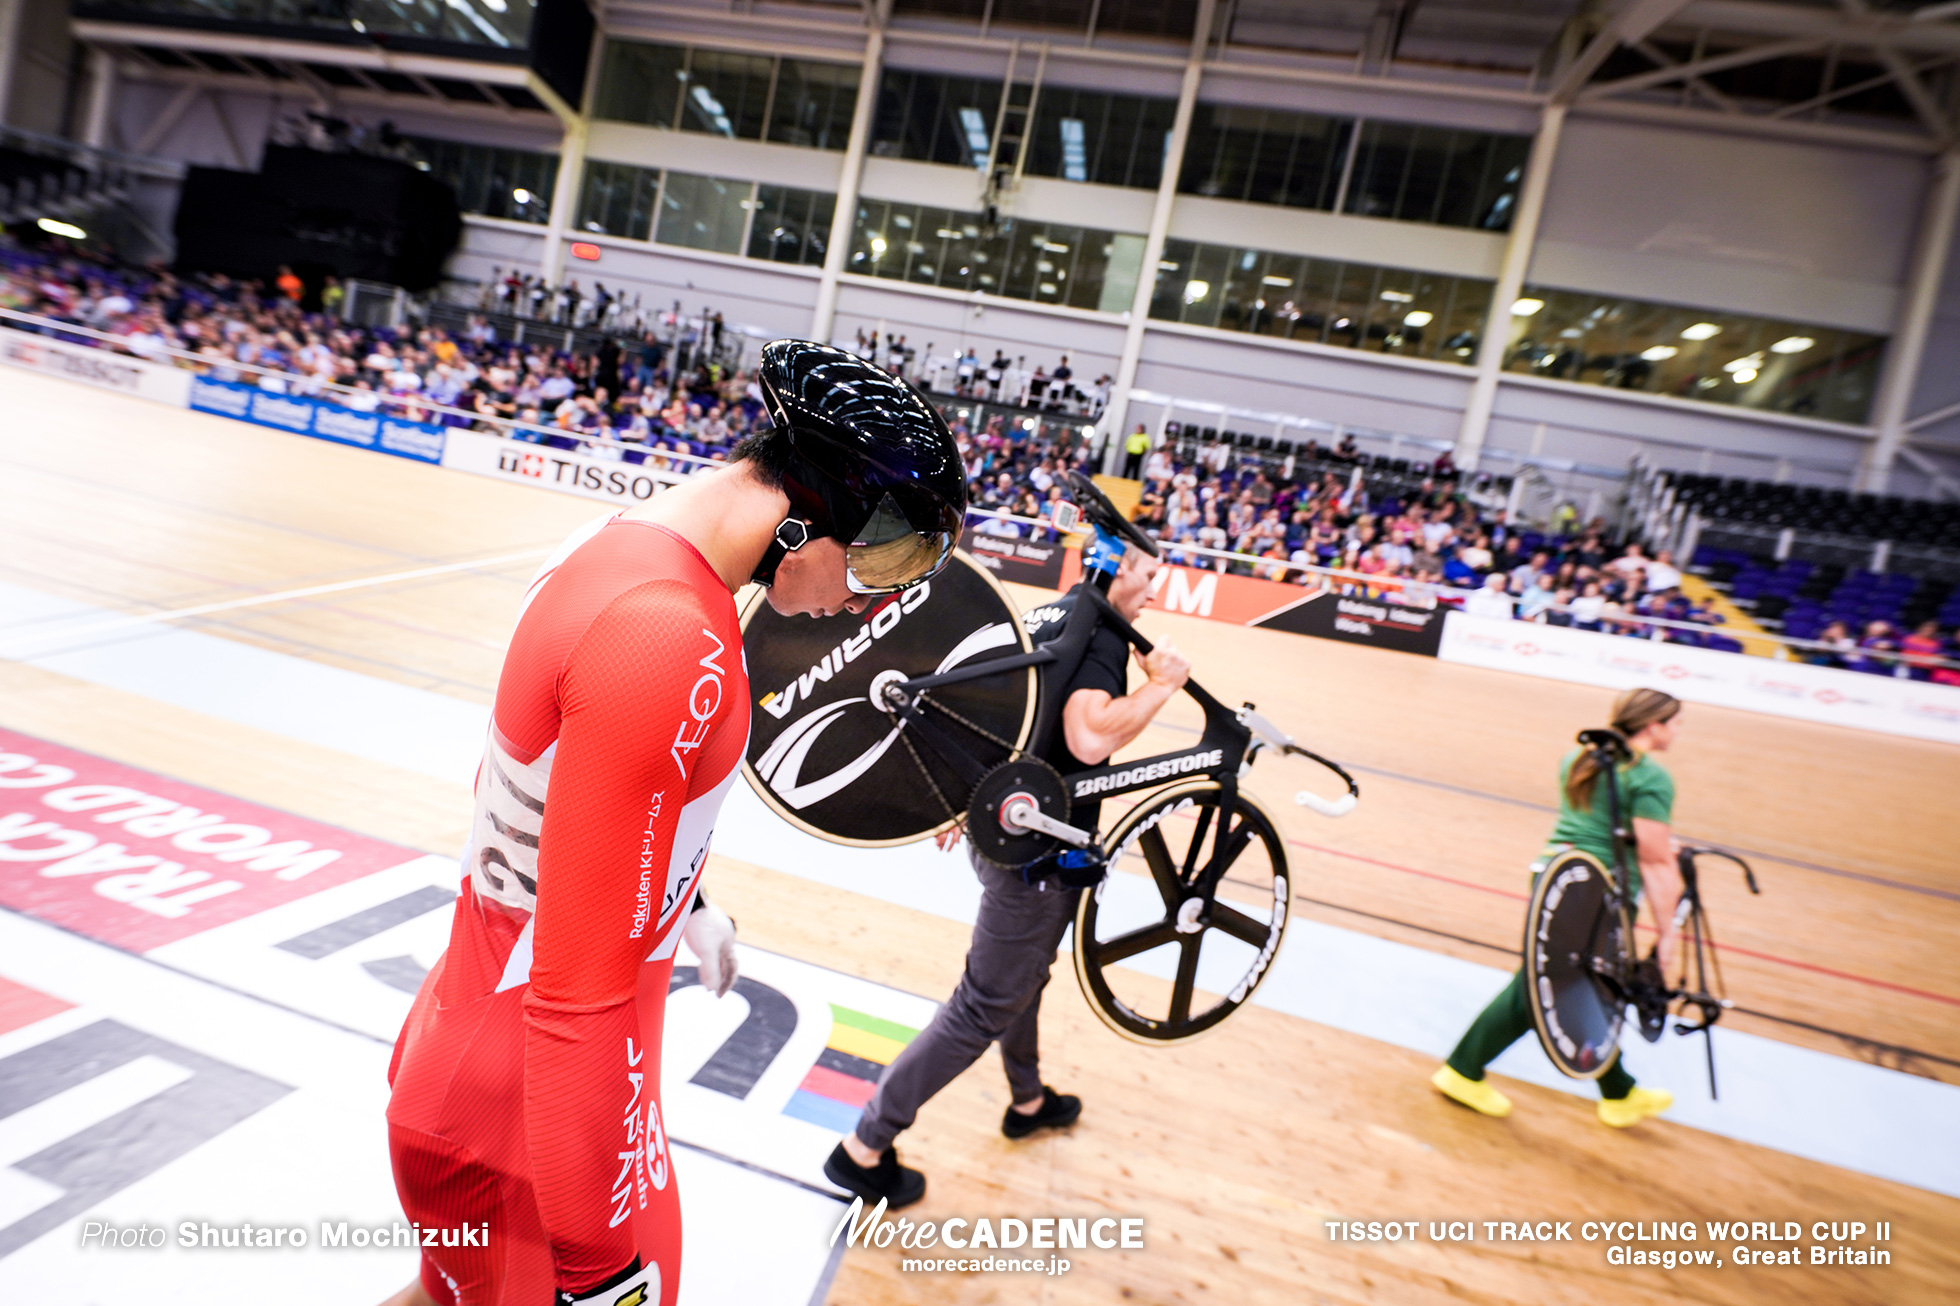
[751,339,967,594]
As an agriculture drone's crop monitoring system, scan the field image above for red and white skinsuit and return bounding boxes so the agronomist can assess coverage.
[387,514,749,1305]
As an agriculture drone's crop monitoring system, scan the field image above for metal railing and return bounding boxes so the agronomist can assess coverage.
[7,305,1956,676]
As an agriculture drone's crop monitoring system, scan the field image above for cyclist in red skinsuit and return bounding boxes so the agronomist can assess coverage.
[379,342,967,1306]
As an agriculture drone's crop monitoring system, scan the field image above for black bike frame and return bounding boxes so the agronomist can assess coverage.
[885,561,1254,876]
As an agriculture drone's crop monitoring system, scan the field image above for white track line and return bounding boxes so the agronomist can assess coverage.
[0,549,550,659]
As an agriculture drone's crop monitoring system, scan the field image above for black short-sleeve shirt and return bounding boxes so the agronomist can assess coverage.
[1021,585,1132,830]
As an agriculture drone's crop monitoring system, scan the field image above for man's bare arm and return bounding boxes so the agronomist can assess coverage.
[1061,644,1190,765]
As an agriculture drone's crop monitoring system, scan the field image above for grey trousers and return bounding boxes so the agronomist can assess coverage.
[853,848,1081,1152]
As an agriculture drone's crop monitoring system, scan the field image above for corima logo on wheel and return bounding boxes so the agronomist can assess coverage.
[758,584,933,722]
[740,553,1036,847]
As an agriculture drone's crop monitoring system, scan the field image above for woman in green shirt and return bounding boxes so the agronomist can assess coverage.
[1432,688,1686,1128]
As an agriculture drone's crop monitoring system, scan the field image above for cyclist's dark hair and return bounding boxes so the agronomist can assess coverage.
[1565,688,1680,811]
[730,426,789,490]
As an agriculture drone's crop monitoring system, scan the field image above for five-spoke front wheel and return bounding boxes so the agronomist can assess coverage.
[1073,781,1292,1043]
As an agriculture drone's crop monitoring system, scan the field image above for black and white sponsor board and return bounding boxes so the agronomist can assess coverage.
[439,428,689,505]
[1252,589,1446,657]
[960,524,1068,589]
[0,326,193,407]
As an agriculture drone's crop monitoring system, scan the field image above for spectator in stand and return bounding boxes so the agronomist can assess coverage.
[275,265,304,304]
[1844,621,1899,675]
[1643,548,1683,593]
[1518,570,1558,621]
[1569,580,1606,631]
[1806,621,1855,667]
[1465,573,1515,619]
[1510,549,1549,596]
[1901,620,1948,681]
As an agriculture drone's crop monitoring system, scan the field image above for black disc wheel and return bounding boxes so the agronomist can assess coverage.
[1073,781,1291,1044]
[738,550,1035,847]
[1523,849,1635,1080]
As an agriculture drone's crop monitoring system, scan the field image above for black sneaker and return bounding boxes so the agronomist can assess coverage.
[1002,1086,1082,1139]
[823,1141,926,1210]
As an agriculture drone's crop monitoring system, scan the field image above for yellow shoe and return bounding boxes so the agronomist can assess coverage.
[1431,1065,1512,1118]
[1597,1086,1673,1128]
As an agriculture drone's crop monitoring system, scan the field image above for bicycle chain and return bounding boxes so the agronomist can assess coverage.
[917,690,1020,755]
[896,720,963,828]
[888,688,1023,835]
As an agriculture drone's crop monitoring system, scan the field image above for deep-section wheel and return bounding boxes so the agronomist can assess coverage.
[738,549,1035,847]
[1073,780,1291,1043]
[1522,848,1635,1080]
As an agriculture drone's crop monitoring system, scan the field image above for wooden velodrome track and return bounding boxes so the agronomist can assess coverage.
[2,367,1956,1304]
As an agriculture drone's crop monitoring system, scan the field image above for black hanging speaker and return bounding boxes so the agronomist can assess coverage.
[173,145,462,292]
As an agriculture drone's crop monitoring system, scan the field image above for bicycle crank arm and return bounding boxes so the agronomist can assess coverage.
[1000,797,1095,848]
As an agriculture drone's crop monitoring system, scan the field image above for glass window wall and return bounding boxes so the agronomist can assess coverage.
[1149,238,1492,363]
[1178,103,1528,232]
[1025,86,1177,190]
[594,41,687,129]
[748,185,836,266]
[1503,289,1885,424]
[850,200,1144,313]
[577,160,662,241]
[656,172,753,254]
[890,0,1198,37]
[769,60,861,151]
[403,136,559,224]
[679,49,774,141]
[1342,121,1529,229]
[74,0,532,50]
[594,41,859,151]
[1179,104,1351,210]
[872,69,1004,168]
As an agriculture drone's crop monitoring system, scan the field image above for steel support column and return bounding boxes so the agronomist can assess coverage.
[1453,103,1564,474]
[1099,0,1217,471]
[811,13,888,345]
[1861,149,1960,494]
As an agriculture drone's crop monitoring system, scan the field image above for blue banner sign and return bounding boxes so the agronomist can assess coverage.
[188,378,446,464]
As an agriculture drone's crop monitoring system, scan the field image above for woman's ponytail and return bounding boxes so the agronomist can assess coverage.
[1564,688,1681,810]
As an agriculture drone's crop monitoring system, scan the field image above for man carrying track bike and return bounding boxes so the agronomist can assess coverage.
[824,546,1190,1209]
[1431,687,1686,1129]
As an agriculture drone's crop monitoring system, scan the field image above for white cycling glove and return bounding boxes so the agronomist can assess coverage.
[684,897,739,998]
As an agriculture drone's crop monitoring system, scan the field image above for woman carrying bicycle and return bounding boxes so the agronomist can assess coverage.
[1431,688,1686,1128]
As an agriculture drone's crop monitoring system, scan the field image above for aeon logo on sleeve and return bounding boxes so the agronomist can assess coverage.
[757,583,933,722]
[670,628,727,779]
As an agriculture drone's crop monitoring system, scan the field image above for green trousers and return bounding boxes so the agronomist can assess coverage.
[1446,967,1637,1100]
